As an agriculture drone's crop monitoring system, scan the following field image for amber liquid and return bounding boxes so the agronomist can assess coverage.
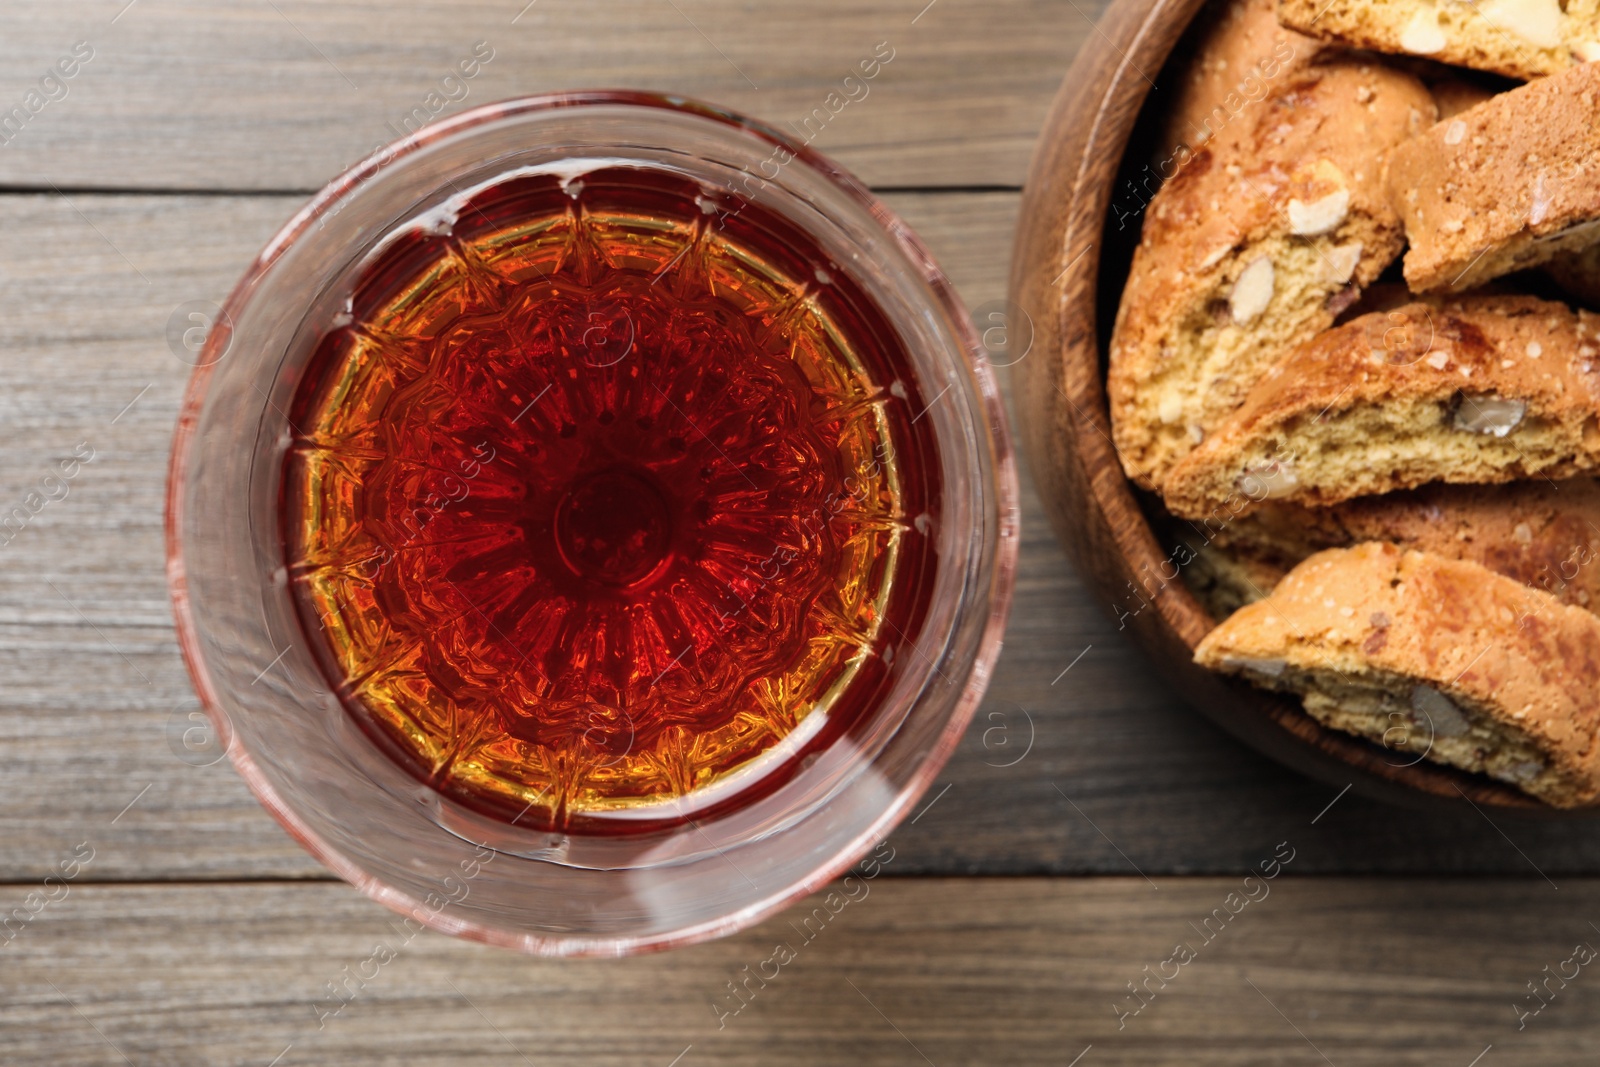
[284,166,940,833]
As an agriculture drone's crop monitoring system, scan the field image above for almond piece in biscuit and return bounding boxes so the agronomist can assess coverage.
[1161,296,1600,517]
[1277,0,1600,81]
[1195,542,1600,806]
[1109,61,1436,491]
[1386,62,1600,293]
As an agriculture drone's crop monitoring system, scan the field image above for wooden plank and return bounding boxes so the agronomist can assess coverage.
[0,876,1592,1064]
[0,0,1091,192]
[4,192,1599,883]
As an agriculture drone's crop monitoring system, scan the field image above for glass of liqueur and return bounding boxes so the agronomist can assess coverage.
[167,92,1017,955]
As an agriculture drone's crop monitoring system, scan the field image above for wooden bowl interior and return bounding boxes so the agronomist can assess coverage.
[1013,0,1592,813]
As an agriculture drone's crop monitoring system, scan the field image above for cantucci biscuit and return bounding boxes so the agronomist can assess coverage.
[1196,542,1600,806]
[1205,480,1600,610]
[1159,0,1328,155]
[1278,0,1600,81]
[1386,63,1600,293]
[1162,296,1600,517]
[1109,61,1435,490]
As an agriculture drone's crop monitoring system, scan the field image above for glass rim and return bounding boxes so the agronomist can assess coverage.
[165,89,1021,956]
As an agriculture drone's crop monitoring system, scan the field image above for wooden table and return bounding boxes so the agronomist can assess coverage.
[1,2,1595,1063]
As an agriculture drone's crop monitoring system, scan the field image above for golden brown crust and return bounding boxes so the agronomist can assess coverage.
[1158,0,1329,155]
[1195,542,1600,806]
[1277,0,1600,81]
[1210,480,1600,610]
[1109,61,1436,490]
[1386,63,1600,293]
[1162,295,1600,517]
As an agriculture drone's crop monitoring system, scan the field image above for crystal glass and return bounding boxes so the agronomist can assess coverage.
[167,91,1017,956]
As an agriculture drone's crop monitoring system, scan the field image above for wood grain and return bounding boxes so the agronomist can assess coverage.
[0,3,1587,1061]
[1,876,1594,1065]
[0,0,1092,193]
[1008,0,1566,810]
[2,192,1598,884]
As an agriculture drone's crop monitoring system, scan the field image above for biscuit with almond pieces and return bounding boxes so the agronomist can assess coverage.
[1278,0,1600,80]
[1162,296,1600,517]
[1109,61,1435,490]
[1195,542,1600,806]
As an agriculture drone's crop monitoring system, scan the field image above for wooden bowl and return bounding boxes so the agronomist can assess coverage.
[1010,0,1572,811]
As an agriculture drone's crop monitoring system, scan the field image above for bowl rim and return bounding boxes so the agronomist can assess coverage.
[1010,0,1588,814]
[165,89,1023,956]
